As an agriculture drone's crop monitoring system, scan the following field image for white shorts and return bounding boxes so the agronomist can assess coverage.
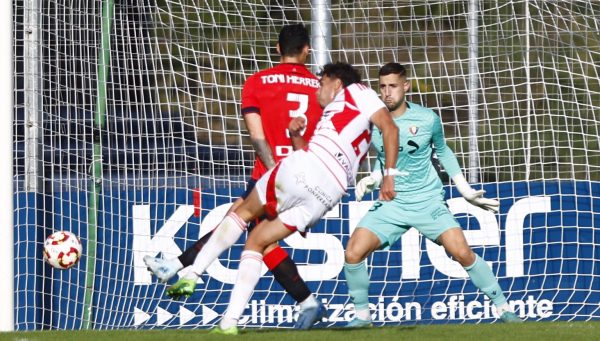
[255,149,346,233]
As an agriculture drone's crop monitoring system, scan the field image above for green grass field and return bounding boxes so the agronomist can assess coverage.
[1,322,598,341]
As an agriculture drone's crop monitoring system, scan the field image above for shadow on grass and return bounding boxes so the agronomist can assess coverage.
[235,324,418,335]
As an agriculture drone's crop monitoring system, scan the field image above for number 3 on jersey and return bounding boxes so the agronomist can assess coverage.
[277,92,309,157]
[285,92,308,138]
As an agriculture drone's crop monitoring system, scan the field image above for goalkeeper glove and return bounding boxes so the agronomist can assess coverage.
[355,171,382,202]
[355,168,405,201]
[452,173,499,212]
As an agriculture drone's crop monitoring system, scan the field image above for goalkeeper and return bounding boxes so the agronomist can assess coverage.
[344,62,522,327]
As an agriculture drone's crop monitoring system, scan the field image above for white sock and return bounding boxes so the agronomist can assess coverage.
[169,257,183,270]
[182,268,199,281]
[219,316,238,330]
[222,250,263,323]
[188,212,247,277]
[355,308,371,321]
[299,294,318,309]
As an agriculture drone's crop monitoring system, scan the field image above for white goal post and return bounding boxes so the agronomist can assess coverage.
[8,0,600,330]
[1,0,13,332]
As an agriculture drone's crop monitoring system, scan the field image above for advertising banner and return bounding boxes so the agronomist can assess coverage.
[14,181,600,329]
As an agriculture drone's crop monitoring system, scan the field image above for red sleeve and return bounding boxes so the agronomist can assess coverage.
[241,75,260,115]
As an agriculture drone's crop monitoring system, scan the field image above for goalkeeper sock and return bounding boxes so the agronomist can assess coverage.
[496,302,513,314]
[223,250,263,322]
[178,230,214,267]
[344,261,371,320]
[263,245,312,303]
[188,212,247,277]
[464,254,507,306]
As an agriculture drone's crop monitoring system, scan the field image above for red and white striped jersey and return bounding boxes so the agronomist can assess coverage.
[307,83,386,189]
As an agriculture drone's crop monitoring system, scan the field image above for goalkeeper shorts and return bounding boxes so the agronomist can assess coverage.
[356,195,460,249]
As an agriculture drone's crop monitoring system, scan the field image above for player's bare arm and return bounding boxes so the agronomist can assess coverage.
[288,116,308,150]
[244,112,277,169]
[370,107,399,201]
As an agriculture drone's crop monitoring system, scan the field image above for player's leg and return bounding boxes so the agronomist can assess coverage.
[217,217,295,332]
[178,197,245,266]
[145,184,251,282]
[437,228,522,323]
[147,191,317,308]
[344,199,409,328]
[261,242,323,329]
[344,227,381,327]
[171,195,320,323]
[167,190,265,299]
[263,243,311,303]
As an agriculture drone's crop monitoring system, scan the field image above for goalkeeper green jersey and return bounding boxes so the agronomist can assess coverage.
[371,101,461,204]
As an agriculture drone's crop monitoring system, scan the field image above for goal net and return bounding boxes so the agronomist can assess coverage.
[11,0,599,330]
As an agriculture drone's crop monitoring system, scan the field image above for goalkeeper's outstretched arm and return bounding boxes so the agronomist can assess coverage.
[430,112,499,212]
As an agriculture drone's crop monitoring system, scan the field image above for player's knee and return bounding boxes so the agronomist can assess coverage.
[453,248,476,266]
[344,247,367,264]
[244,234,269,254]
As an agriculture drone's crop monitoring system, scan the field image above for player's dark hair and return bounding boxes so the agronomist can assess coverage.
[278,24,310,56]
[319,62,362,87]
[379,62,408,77]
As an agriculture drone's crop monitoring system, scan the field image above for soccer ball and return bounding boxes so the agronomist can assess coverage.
[43,231,83,269]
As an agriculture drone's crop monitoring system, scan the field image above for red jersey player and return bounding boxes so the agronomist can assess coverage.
[144,24,325,329]
[242,59,321,181]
